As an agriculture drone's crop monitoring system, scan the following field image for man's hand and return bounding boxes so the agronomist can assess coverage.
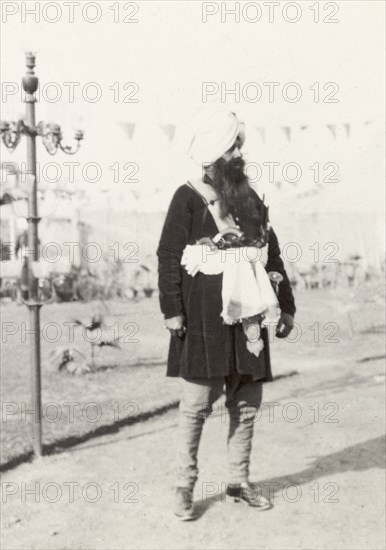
[164,315,186,338]
[276,313,294,339]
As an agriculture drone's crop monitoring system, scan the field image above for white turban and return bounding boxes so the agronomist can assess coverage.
[187,108,245,166]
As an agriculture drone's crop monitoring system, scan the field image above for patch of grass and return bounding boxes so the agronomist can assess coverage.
[1,288,384,468]
[0,297,179,466]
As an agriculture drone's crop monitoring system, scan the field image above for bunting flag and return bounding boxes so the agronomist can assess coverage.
[119,122,136,140]
[255,126,266,142]
[326,124,336,138]
[159,124,176,143]
[282,126,291,141]
[343,123,351,138]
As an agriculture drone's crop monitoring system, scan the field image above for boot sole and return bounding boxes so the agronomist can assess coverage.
[226,494,273,510]
[174,511,197,521]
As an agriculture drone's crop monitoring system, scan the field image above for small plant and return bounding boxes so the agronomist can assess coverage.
[49,347,91,375]
[50,313,121,375]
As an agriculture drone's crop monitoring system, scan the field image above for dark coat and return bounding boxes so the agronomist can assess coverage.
[157,183,296,381]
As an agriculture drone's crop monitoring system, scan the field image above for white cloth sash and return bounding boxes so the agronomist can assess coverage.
[181,244,279,325]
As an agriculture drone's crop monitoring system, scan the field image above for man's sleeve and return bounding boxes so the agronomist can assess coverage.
[265,227,296,317]
[156,186,193,319]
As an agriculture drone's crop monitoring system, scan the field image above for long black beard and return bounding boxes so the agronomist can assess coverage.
[207,157,260,221]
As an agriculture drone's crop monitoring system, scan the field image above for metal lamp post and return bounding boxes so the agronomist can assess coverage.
[0,53,84,456]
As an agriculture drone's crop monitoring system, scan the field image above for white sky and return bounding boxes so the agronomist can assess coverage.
[1,0,385,212]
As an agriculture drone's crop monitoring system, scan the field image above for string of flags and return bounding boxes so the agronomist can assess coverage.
[253,122,370,142]
[119,122,176,143]
[117,121,373,142]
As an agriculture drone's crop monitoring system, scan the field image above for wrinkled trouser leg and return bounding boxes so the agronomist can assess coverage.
[225,376,263,485]
[176,377,223,489]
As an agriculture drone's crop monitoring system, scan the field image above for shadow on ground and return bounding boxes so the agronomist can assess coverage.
[0,401,179,473]
[194,435,386,518]
[276,371,384,401]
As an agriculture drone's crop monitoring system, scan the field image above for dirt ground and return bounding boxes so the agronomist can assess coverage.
[1,287,385,549]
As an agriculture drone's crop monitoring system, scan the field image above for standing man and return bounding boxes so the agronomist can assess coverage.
[157,109,296,520]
